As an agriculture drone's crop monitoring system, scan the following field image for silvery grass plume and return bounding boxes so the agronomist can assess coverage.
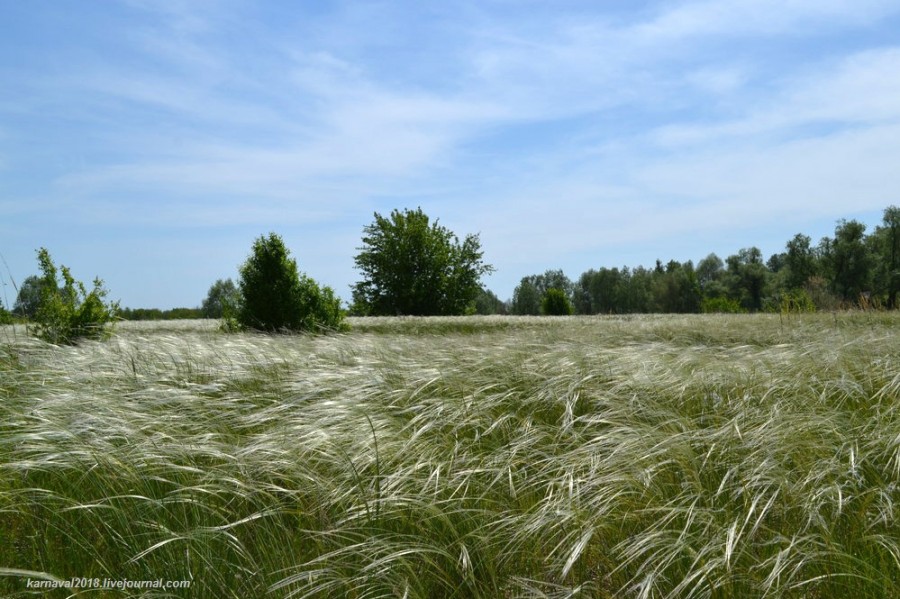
[0,313,898,597]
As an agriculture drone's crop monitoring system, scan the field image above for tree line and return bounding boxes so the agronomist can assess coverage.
[501,206,900,316]
[3,205,898,341]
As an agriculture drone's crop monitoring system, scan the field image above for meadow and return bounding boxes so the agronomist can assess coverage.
[1,313,898,598]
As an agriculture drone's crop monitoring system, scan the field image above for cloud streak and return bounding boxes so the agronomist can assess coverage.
[2,0,898,305]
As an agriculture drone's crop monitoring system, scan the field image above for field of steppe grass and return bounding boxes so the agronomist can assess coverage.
[1,313,898,598]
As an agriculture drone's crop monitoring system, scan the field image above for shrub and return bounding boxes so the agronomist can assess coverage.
[768,289,817,314]
[541,288,574,315]
[234,233,347,333]
[29,248,118,344]
[700,296,746,314]
[0,300,12,324]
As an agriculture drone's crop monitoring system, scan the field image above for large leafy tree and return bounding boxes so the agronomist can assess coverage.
[826,219,872,301]
[784,233,818,290]
[725,247,768,311]
[352,208,494,316]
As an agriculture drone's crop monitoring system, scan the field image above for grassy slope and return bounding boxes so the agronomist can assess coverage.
[0,314,898,598]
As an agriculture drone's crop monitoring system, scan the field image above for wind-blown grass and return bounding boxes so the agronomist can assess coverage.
[1,313,898,597]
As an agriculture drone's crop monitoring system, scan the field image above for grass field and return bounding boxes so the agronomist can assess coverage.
[1,313,899,598]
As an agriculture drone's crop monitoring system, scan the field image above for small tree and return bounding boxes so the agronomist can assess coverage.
[29,248,118,344]
[12,275,44,318]
[541,288,574,315]
[235,233,346,333]
[201,278,240,319]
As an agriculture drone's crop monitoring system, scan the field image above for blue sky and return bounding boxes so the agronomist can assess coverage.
[2,0,899,309]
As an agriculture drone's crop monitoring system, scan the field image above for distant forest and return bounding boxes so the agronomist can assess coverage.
[480,205,900,315]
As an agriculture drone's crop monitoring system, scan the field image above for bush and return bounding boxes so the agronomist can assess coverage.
[541,288,574,315]
[701,296,746,314]
[0,301,12,324]
[234,233,347,333]
[765,289,817,314]
[29,248,118,344]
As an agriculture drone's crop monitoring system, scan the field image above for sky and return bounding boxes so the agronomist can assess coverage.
[2,0,899,310]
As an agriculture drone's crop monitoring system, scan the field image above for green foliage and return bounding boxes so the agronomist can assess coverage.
[0,299,12,324]
[511,269,573,315]
[201,278,240,319]
[118,307,204,320]
[28,248,118,345]
[784,233,818,290]
[235,233,346,333]
[541,287,574,315]
[725,247,769,311]
[352,207,494,316]
[764,289,817,313]
[510,278,541,315]
[822,219,873,302]
[652,260,702,313]
[4,315,900,597]
[870,205,900,308]
[701,296,746,313]
[12,275,43,318]
[473,287,507,315]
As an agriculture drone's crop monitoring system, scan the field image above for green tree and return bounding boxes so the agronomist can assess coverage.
[575,267,624,314]
[236,233,345,332]
[12,275,44,318]
[511,270,573,315]
[29,248,118,344]
[725,248,768,311]
[871,206,900,308]
[510,278,542,315]
[473,287,507,315]
[784,233,817,290]
[541,288,574,315]
[652,260,702,313]
[352,208,493,316]
[201,278,240,319]
[826,219,872,302]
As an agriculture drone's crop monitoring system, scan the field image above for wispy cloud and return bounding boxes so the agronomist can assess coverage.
[3,0,898,305]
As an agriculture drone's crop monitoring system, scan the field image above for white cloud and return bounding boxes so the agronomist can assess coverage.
[635,0,900,40]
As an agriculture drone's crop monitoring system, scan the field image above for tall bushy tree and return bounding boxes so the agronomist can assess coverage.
[352,208,493,316]
[725,248,768,311]
[825,220,873,302]
[236,233,345,332]
[784,233,818,290]
[510,278,542,315]
[541,288,574,315]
